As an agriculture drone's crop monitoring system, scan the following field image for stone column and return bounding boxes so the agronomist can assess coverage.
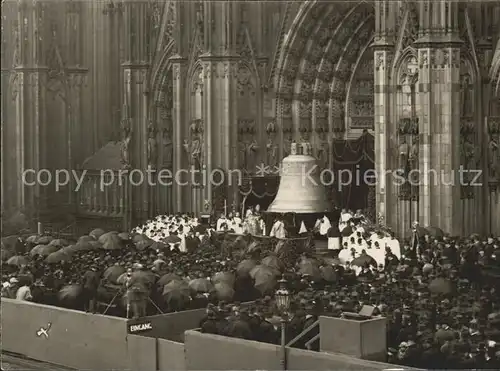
[170,55,187,213]
[415,1,462,234]
[373,0,395,227]
[187,0,240,215]
[122,1,150,223]
[12,0,48,215]
[64,2,87,209]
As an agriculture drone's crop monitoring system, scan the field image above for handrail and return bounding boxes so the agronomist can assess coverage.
[305,333,320,350]
[286,319,319,348]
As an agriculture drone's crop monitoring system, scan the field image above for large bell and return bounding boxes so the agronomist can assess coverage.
[267,142,333,213]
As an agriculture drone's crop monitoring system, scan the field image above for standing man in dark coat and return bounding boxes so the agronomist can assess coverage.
[82,266,100,313]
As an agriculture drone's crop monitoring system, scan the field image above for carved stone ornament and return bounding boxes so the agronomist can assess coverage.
[120,106,132,169]
[162,128,173,167]
[147,121,158,168]
[283,134,293,157]
[419,50,429,68]
[266,120,277,135]
[184,119,204,170]
[238,119,258,173]
[266,137,278,168]
[173,64,181,80]
[316,133,329,169]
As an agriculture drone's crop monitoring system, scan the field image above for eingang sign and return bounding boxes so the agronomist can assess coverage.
[128,322,152,334]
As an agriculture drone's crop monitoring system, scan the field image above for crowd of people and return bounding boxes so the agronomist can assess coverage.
[2,209,500,368]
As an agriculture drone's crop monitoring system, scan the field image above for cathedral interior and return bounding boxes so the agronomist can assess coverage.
[1,0,500,237]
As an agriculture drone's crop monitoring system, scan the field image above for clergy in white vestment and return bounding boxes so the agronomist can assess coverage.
[340,209,353,223]
[338,209,353,232]
[216,214,228,231]
[258,218,266,236]
[319,216,332,236]
[233,212,242,227]
[270,218,287,239]
[299,221,308,235]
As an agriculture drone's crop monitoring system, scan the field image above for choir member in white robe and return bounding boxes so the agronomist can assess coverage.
[270,219,287,239]
[178,236,187,252]
[386,237,401,259]
[338,245,353,264]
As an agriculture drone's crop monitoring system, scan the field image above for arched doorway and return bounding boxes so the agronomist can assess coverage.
[272,1,376,217]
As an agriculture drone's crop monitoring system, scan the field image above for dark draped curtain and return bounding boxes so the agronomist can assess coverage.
[331,130,375,212]
[240,176,279,210]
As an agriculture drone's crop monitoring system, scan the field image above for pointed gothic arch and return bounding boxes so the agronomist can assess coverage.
[273,0,375,166]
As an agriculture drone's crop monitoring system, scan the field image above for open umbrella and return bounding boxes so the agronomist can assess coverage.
[245,241,262,255]
[36,236,53,245]
[103,265,126,284]
[162,280,191,310]
[320,265,338,282]
[117,232,130,241]
[89,228,105,240]
[6,255,28,267]
[428,278,454,294]
[351,253,377,268]
[90,241,102,249]
[99,232,124,250]
[298,257,321,281]
[254,269,276,294]
[30,244,59,256]
[413,225,428,237]
[214,282,234,301]
[46,250,73,264]
[149,241,168,253]
[236,259,257,277]
[157,273,182,287]
[48,239,68,247]
[78,235,94,243]
[72,240,93,251]
[25,235,39,244]
[135,237,154,251]
[130,270,156,286]
[261,255,282,273]
[322,256,341,266]
[189,278,214,293]
[1,248,14,262]
[162,235,181,244]
[425,226,444,238]
[249,265,276,280]
[58,284,83,303]
[211,272,235,286]
[1,235,24,254]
